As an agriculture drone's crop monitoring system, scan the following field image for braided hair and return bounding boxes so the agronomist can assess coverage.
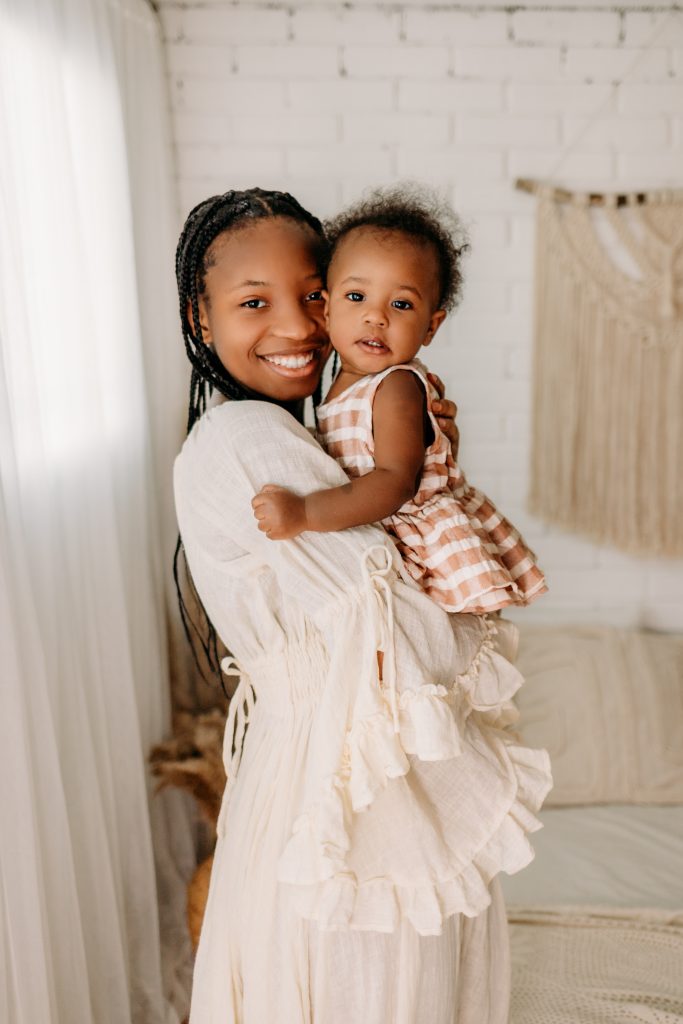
[173,188,328,692]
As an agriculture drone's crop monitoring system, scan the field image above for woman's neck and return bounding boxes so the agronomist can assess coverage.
[272,397,305,423]
[217,387,305,424]
[280,395,307,419]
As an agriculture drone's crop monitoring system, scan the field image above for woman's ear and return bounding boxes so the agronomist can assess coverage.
[186,295,213,345]
[423,309,447,347]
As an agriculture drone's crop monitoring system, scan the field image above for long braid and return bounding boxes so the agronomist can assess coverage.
[173,188,327,692]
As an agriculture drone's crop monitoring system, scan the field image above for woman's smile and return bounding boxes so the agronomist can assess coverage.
[260,346,324,377]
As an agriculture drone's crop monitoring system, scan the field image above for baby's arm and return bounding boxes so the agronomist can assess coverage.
[252,370,427,540]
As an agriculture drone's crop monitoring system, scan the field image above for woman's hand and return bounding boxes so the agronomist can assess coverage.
[252,484,307,540]
[427,372,460,461]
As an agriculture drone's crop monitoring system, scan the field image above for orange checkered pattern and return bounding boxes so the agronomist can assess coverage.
[316,360,547,614]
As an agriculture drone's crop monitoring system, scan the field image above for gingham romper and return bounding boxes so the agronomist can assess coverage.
[316,358,547,615]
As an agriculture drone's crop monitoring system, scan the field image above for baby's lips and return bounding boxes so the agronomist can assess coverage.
[356,336,389,350]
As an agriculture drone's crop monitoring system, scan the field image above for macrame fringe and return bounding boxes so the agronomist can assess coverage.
[529,196,683,557]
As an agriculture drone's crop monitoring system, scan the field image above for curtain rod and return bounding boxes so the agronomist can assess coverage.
[515,177,683,207]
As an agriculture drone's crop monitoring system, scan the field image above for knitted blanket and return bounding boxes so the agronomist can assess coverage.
[510,904,683,1022]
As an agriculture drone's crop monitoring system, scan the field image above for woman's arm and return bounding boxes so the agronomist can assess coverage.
[252,371,427,539]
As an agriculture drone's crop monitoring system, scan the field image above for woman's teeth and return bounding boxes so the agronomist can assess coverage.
[264,352,315,369]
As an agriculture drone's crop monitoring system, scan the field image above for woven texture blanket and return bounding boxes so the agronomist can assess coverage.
[510,905,683,1023]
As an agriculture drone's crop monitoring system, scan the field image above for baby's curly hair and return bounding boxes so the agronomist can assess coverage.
[324,183,469,313]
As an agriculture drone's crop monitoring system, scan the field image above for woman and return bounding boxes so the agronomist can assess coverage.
[173,188,552,1023]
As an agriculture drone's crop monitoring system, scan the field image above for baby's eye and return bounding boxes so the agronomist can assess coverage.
[345,291,364,302]
[392,299,413,311]
[241,298,267,309]
[305,289,324,302]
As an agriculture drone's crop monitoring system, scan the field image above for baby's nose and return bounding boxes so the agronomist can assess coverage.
[363,305,387,327]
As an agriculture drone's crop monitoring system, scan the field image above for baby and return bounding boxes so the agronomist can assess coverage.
[253,186,546,615]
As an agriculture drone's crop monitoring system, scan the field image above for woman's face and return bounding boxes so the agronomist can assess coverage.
[194,217,330,402]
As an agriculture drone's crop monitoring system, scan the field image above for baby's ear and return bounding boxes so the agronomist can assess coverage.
[423,309,447,346]
[322,289,330,323]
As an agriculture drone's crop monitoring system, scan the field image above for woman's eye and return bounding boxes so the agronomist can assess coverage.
[346,292,364,302]
[241,298,267,309]
[305,290,324,302]
[392,299,413,311]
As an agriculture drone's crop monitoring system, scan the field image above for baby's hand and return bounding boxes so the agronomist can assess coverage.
[252,484,307,540]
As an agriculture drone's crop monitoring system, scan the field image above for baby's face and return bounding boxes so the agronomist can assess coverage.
[324,228,446,376]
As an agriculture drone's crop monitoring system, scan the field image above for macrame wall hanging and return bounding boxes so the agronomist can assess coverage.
[518,182,683,557]
[512,8,683,557]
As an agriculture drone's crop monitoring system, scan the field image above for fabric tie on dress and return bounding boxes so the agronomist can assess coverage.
[216,656,255,837]
[360,545,399,732]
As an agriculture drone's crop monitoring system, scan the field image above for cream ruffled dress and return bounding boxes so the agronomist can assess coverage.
[174,400,553,1024]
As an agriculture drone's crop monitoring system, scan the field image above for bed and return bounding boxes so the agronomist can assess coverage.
[501,624,683,1023]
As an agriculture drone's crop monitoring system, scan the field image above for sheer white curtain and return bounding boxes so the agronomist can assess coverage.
[0,0,193,1021]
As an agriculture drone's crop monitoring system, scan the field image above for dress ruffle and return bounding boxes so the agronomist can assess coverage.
[386,493,548,616]
[275,559,553,936]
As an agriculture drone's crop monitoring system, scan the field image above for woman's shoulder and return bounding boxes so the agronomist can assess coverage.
[179,399,312,463]
[174,401,307,524]
[175,398,327,507]
[198,397,306,435]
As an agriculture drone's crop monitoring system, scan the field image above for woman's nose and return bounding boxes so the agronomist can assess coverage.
[276,303,320,342]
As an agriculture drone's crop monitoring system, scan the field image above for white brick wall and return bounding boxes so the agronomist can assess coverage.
[158,0,683,630]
